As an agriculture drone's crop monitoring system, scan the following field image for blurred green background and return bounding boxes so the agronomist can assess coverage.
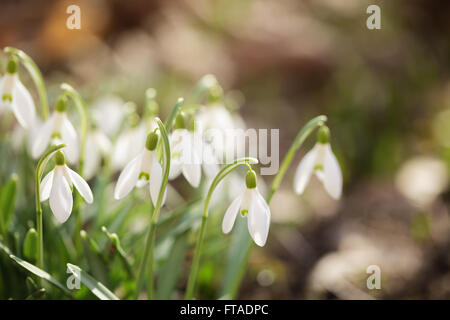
[1,0,450,299]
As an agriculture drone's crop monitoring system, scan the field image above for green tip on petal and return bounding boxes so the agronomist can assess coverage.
[174,111,186,129]
[6,56,18,74]
[55,95,68,113]
[245,169,257,189]
[55,151,66,165]
[317,125,330,144]
[2,94,12,102]
[145,132,159,151]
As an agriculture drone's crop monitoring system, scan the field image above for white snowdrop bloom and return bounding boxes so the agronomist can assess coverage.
[84,128,112,180]
[114,132,166,206]
[32,96,79,164]
[294,126,343,200]
[112,121,148,170]
[196,104,246,161]
[40,151,93,223]
[168,113,205,188]
[0,57,36,128]
[222,170,271,247]
[91,96,131,138]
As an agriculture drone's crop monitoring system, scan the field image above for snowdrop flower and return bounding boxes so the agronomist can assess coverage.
[32,96,79,164]
[222,169,271,247]
[294,126,342,200]
[114,132,166,206]
[196,104,246,161]
[169,113,206,188]
[91,95,131,138]
[112,115,150,170]
[40,151,93,223]
[84,126,112,180]
[0,57,36,128]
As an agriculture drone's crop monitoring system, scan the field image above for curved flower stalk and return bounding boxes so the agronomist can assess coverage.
[185,157,258,300]
[32,95,79,163]
[114,131,166,206]
[40,151,93,223]
[221,115,328,299]
[294,126,342,199]
[4,46,49,120]
[0,56,36,128]
[35,144,66,270]
[134,117,171,299]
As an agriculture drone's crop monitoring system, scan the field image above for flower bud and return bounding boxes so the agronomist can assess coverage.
[55,151,66,165]
[145,132,159,151]
[55,95,68,113]
[245,169,257,189]
[6,56,18,74]
[317,125,330,144]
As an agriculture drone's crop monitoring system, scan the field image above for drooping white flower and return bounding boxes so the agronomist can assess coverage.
[0,57,36,128]
[112,119,152,170]
[169,113,203,188]
[40,151,93,223]
[196,103,246,161]
[91,95,132,138]
[293,126,342,200]
[84,128,112,180]
[114,132,166,206]
[32,96,79,164]
[222,170,271,247]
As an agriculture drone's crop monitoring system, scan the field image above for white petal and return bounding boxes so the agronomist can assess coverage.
[60,115,79,164]
[247,189,271,247]
[293,145,318,195]
[183,163,201,188]
[222,195,242,234]
[49,170,73,223]
[112,131,132,170]
[40,169,55,202]
[95,131,112,155]
[83,138,100,181]
[136,178,149,188]
[149,154,166,207]
[65,166,93,204]
[114,152,143,199]
[169,158,182,179]
[11,79,36,129]
[31,115,55,158]
[323,144,343,200]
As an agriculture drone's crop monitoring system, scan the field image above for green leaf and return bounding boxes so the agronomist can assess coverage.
[0,240,71,297]
[0,174,18,235]
[66,263,119,300]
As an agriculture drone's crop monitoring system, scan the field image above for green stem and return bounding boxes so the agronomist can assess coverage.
[222,115,327,299]
[35,144,66,270]
[60,83,89,243]
[134,117,171,299]
[185,157,258,300]
[4,47,49,120]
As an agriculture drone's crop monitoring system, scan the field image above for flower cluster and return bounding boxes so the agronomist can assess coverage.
[0,48,343,300]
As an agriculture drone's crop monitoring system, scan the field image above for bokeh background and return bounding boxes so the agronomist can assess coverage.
[1,0,450,299]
